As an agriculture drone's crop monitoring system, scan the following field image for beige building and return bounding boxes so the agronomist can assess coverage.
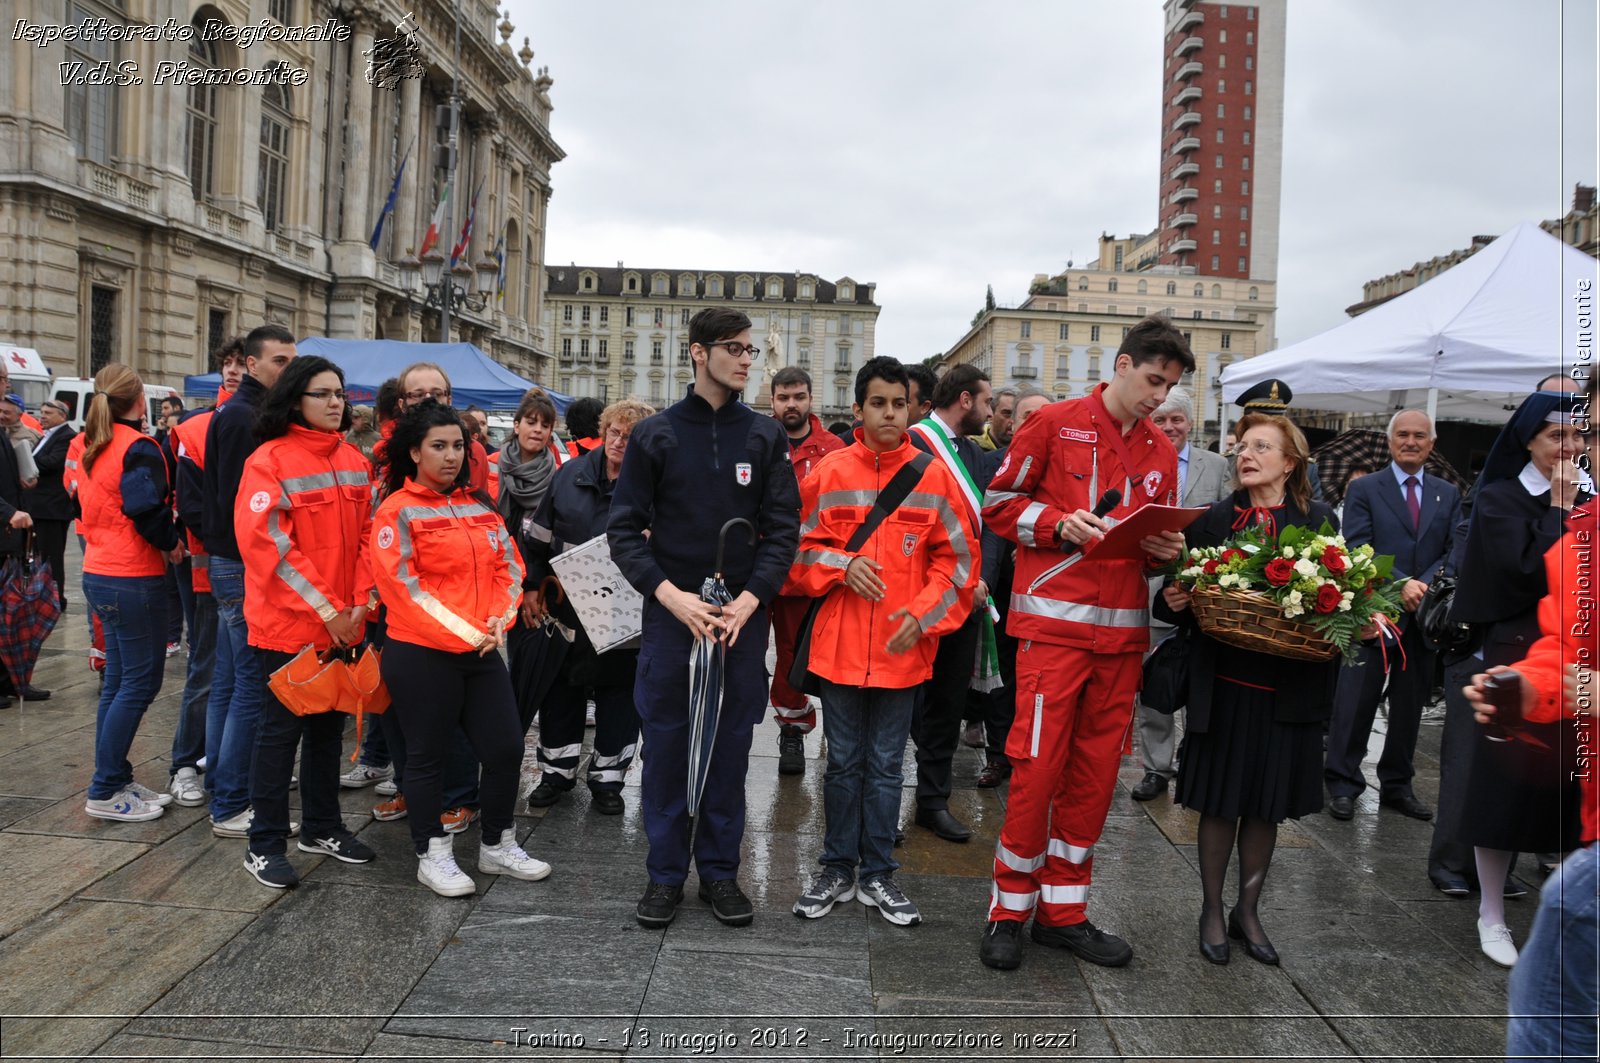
[941,265,1276,441]
[0,0,563,390]
[543,266,880,419]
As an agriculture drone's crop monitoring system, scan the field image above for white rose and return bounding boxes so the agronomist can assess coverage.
[1286,590,1303,605]
[1338,601,1353,612]
[1283,546,1295,558]
[1294,558,1318,578]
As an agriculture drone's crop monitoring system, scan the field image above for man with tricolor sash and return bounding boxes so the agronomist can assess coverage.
[905,363,993,843]
[977,314,1193,971]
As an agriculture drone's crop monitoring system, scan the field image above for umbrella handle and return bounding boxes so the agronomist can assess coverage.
[714,517,756,577]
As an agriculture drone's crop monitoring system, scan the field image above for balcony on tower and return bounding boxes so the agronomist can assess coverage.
[1170,136,1200,156]
[1172,212,1198,228]
[1177,35,1203,56]
[1169,186,1199,205]
[1177,8,1204,31]
[1172,160,1200,180]
[1172,60,1203,83]
[1172,111,1201,132]
[1169,238,1198,253]
[1174,85,1202,106]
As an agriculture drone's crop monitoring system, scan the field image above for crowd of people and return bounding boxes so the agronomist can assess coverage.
[0,307,1592,1058]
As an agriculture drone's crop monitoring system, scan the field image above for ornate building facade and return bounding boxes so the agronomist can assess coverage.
[0,0,562,389]
[542,265,880,418]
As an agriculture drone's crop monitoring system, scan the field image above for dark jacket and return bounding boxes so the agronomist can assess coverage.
[1340,465,1460,590]
[1155,493,1341,731]
[23,424,76,522]
[0,431,22,556]
[1450,476,1570,665]
[608,388,800,607]
[201,373,267,560]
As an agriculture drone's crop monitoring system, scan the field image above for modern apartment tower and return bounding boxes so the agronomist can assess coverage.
[1157,0,1286,282]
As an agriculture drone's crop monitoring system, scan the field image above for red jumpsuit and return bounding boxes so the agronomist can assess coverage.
[981,383,1177,927]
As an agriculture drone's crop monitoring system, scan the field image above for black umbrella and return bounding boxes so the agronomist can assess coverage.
[1312,429,1468,506]
[687,517,755,818]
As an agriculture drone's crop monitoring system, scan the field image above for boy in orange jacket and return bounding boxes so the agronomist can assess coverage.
[784,357,979,925]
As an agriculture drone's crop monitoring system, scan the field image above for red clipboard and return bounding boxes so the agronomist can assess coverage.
[1083,504,1209,560]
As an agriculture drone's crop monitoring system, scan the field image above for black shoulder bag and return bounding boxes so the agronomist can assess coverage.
[787,452,933,696]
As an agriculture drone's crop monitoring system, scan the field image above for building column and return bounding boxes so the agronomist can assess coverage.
[394,73,421,253]
[339,19,376,246]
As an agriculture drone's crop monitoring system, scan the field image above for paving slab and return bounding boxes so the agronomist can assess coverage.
[132,881,471,1054]
[0,832,147,939]
[0,704,95,756]
[476,848,648,921]
[0,898,250,1058]
[386,909,659,1048]
[0,794,56,829]
[0,725,169,801]
[79,817,291,913]
[5,774,211,843]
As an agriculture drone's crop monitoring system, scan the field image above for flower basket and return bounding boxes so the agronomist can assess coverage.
[1189,584,1337,662]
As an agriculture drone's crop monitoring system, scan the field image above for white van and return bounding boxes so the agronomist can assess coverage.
[51,377,181,434]
[2,346,54,410]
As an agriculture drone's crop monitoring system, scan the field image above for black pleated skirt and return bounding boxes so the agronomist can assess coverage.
[1453,721,1582,853]
[1176,677,1324,824]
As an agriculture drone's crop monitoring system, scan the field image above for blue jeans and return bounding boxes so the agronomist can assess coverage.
[82,572,168,800]
[204,557,263,821]
[170,590,216,773]
[819,680,916,883]
[1508,842,1599,1060]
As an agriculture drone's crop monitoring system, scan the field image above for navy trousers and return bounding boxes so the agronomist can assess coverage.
[635,601,768,886]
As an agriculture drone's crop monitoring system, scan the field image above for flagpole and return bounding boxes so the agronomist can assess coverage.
[441,0,464,344]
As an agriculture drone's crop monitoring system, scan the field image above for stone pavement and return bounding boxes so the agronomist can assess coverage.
[0,551,1526,1061]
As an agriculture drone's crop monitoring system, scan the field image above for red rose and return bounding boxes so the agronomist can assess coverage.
[1321,545,1347,575]
[1265,557,1295,586]
[1315,583,1343,614]
[1221,548,1246,564]
[1202,559,1220,575]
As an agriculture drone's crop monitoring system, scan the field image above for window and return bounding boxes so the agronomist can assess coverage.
[1019,321,1031,339]
[1244,81,1252,95]
[1212,284,1222,298]
[1242,156,1250,171]
[1107,279,1118,292]
[651,340,663,364]
[1221,332,1232,349]
[836,345,851,371]
[653,308,663,328]
[1214,179,1223,193]
[1248,286,1259,300]
[599,306,609,325]
[1107,305,1117,315]
[1194,284,1205,297]
[767,278,783,298]
[680,308,690,327]
[650,379,663,405]
[679,275,695,296]
[1219,4,1228,15]
[185,25,219,197]
[1243,106,1252,120]
[1089,325,1101,342]
[1058,323,1069,341]
[1137,279,1148,293]
[1212,255,1221,270]
[1213,204,1222,219]
[1212,229,1221,243]
[1243,131,1251,145]
[678,342,690,366]
[268,0,292,23]
[1078,303,1087,313]
[1238,257,1247,271]
[1217,54,1226,69]
[623,340,635,363]
[1239,232,1248,246]
[1165,281,1177,296]
[561,338,572,358]
[799,281,813,299]
[652,274,667,294]
[799,312,810,332]
[707,275,723,297]
[581,273,594,291]
[624,307,634,327]
[1241,180,1249,194]
[1245,56,1253,70]
[562,304,573,323]
[1246,30,1254,43]
[1217,79,1225,92]
[256,76,288,229]
[207,307,229,361]
[597,339,608,362]
[65,0,118,164]
[839,283,853,300]
[579,338,590,359]
[736,278,751,298]
[580,304,591,324]
[1215,129,1224,143]
[1192,310,1203,319]
[626,274,639,293]
[836,385,848,409]
[1077,276,1088,291]
[1240,205,1249,220]
[1219,29,1227,42]
[1088,353,1101,376]
[1136,305,1148,316]
[1215,153,1224,168]
[1247,6,1254,18]
[1216,103,1225,118]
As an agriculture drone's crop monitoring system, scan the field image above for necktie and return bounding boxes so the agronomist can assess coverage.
[1405,475,1421,531]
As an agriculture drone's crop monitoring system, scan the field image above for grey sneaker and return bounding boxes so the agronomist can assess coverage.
[339,763,394,789]
[85,789,165,823]
[858,875,921,926]
[124,781,174,808]
[793,867,856,919]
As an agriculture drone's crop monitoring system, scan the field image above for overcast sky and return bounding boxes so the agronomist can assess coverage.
[503,0,1597,362]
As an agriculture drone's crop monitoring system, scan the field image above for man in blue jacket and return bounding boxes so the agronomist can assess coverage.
[608,307,800,929]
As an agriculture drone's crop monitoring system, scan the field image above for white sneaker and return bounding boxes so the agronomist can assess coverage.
[418,835,476,897]
[168,767,206,807]
[374,778,399,797]
[85,789,165,822]
[479,829,552,881]
[211,808,299,838]
[124,780,174,808]
[340,763,394,789]
[1478,918,1518,967]
[196,756,208,771]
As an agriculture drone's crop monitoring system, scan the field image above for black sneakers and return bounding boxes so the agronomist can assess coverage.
[243,851,299,889]
[636,881,684,928]
[777,727,805,776]
[698,878,754,926]
[298,827,377,864]
[979,919,1024,969]
[1030,918,1133,967]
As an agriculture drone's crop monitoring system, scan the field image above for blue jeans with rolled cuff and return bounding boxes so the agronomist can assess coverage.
[82,572,168,800]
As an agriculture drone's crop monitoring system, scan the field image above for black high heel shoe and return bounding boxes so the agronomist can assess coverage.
[1227,909,1280,966]
[1198,912,1230,965]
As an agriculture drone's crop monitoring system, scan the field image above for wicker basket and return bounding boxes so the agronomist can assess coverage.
[1189,584,1337,662]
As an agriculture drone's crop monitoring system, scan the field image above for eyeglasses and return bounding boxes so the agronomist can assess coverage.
[404,389,452,402]
[1237,440,1284,456]
[706,342,760,359]
[303,389,347,403]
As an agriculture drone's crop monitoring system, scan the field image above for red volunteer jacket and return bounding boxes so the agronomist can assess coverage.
[983,383,1178,654]
[786,413,847,481]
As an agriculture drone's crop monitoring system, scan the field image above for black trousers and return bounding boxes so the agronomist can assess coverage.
[1428,654,1481,884]
[248,647,344,855]
[33,520,69,608]
[1324,622,1434,800]
[912,612,982,810]
[381,639,522,855]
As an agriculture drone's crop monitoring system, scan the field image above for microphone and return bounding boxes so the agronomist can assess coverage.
[1061,489,1122,555]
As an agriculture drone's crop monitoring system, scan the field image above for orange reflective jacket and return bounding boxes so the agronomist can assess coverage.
[782,434,979,689]
[235,426,376,654]
[64,432,85,536]
[79,425,166,578]
[170,409,214,592]
[370,479,521,653]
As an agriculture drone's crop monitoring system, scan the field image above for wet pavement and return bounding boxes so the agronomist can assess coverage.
[0,548,1526,1061]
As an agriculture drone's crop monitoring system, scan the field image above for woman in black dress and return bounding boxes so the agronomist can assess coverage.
[1160,413,1340,966]
[1449,389,1584,967]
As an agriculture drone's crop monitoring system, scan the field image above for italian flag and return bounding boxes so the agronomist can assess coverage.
[417,181,452,257]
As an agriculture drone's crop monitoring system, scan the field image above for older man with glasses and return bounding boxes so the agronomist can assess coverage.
[26,400,77,617]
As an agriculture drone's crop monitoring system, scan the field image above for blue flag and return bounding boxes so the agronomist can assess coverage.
[368,140,412,251]
[492,231,506,303]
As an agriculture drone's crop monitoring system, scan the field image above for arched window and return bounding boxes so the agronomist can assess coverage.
[767,277,783,298]
[504,221,522,315]
[1248,286,1259,301]
[1137,279,1148,294]
[186,23,219,197]
[257,78,291,231]
[1211,284,1222,299]
[1193,284,1204,298]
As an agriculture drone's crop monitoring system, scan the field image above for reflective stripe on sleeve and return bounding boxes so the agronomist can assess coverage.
[1015,501,1049,548]
[267,495,337,621]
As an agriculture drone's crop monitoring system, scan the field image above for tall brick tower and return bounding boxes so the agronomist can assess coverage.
[1157,0,1285,282]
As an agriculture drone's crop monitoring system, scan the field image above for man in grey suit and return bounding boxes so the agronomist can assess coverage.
[1131,387,1232,801]
[1324,410,1461,821]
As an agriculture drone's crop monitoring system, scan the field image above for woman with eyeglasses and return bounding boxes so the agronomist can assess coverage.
[1157,413,1343,967]
[233,356,377,887]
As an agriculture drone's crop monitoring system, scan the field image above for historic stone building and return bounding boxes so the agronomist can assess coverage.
[0,0,562,390]
[542,265,880,419]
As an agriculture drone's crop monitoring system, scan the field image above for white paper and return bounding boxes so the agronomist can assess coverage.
[547,533,644,654]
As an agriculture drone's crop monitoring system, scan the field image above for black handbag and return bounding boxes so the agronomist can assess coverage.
[788,452,933,696]
[1141,625,1190,715]
[1417,575,1482,655]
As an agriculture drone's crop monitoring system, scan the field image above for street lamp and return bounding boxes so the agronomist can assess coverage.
[399,246,491,339]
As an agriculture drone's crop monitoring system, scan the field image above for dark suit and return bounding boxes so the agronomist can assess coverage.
[1324,465,1461,801]
[24,424,75,607]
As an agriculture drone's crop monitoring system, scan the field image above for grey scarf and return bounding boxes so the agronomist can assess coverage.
[496,438,554,521]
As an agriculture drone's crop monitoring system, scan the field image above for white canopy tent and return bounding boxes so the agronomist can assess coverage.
[1221,223,1597,421]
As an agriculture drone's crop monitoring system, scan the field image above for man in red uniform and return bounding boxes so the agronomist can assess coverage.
[767,366,845,774]
[978,314,1194,970]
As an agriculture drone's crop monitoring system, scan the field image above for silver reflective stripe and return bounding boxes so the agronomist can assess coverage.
[1009,454,1033,491]
[1048,839,1095,865]
[919,586,960,631]
[590,769,627,783]
[1010,593,1147,629]
[773,704,811,721]
[1090,448,1099,503]
[990,884,1039,912]
[982,488,1025,507]
[1040,883,1090,905]
[905,491,973,587]
[280,469,369,495]
[796,548,853,571]
[528,521,554,544]
[591,744,637,768]
[995,841,1045,874]
[392,505,495,647]
[799,489,878,535]
[1016,501,1049,548]
[537,761,578,780]
[539,742,584,761]
[1026,552,1085,594]
[267,493,335,619]
[1030,693,1043,758]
